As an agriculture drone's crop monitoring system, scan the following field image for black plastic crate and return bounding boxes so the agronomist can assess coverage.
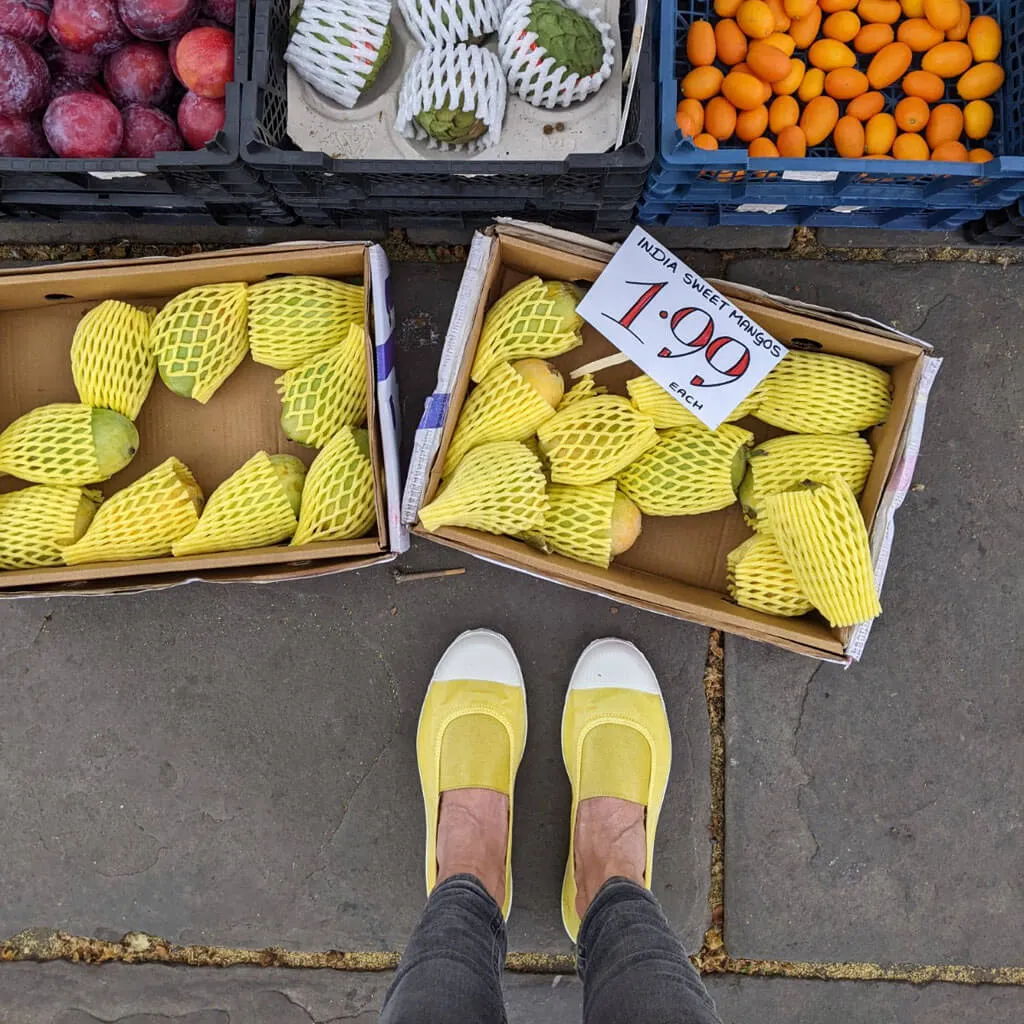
[241,0,655,212]
[964,200,1024,243]
[0,189,296,226]
[285,203,637,241]
[0,0,257,207]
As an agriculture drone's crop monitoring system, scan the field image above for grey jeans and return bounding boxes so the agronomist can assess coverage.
[380,874,721,1024]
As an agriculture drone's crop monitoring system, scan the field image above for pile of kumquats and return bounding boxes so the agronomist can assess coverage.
[677,0,1004,161]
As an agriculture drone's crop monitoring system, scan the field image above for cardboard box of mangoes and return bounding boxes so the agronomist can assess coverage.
[0,242,405,597]
[402,221,941,662]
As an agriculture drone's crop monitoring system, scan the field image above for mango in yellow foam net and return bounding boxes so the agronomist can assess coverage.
[63,457,203,564]
[739,433,874,530]
[173,452,306,557]
[419,441,548,536]
[535,480,642,568]
[537,395,658,486]
[616,423,752,516]
[471,277,584,383]
[0,485,102,570]
[726,532,813,618]
[292,428,376,545]
[277,322,368,447]
[754,351,891,434]
[71,300,156,421]
[0,403,138,486]
[153,283,249,404]
[249,275,364,370]
[443,360,562,476]
[764,475,881,628]
[557,373,606,410]
[626,374,765,429]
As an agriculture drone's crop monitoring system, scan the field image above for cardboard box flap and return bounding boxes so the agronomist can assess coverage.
[494,219,620,264]
[0,241,355,280]
[711,279,934,352]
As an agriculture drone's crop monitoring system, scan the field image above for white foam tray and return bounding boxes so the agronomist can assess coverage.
[286,0,624,161]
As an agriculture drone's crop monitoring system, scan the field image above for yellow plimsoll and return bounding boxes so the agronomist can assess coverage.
[292,428,376,545]
[755,350,892,434]
[740,433,874,529]
[764,475,881,628]
[0,485,102,570]
[277,323,368,447]
[726,533,814,618]
[62,457,203,565]
[152,282,249,404]
[471,277,584,383]
[249,275,364,370]
[538,480,642,569]
[561,639,672,941]
[617,423,753,516]
[537,396,658,486]
[173,452,306,557]
[71,300,156,421]
[557,373,606,410]
[443,361,559,477]
[626,374,766,429]
[0,403,138,486]
[417,629,527,921]
[419,441,548,536]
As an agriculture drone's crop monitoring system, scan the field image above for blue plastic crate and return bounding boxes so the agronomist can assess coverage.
[637,198,983,228]
[650,0,1024,213]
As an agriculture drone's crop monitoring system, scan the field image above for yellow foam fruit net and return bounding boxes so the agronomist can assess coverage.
[537,396,658,486]
[276,323,368,447]
[541,479,618,568]
[558,373,606,410]
[741,433,874,530]
[71,300,156,421]
[443,361,558,476]
[626,374,764,429]
[249,275,365,370]
[173,452,301,557]
[616,423,753,516]
[0,485,102,570]
[726,533,813,619]
[419,441,548,535]
[63,457,204,565]
[755,351,892,434]
[152,283,249,404]
[764,475,881,628]
[0,403,133,486]
[470,277,584,383]
[292,428,376,545]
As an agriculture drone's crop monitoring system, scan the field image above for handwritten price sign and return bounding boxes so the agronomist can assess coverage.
[577,227,787,430]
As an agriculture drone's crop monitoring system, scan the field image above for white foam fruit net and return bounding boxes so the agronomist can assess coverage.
[498,0,613,109]
[395,43,507,152]
[286,0,393,109]
[398,0,504,47]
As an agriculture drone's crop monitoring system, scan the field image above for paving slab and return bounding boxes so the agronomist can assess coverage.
[0,258,710,957]
[705,976,1024,1024]
[814,228,971,249]
[722,258,1024,965]
[647,225,796,251]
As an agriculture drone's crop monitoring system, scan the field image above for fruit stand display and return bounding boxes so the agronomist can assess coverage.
[0,0,292,224]
[639,0,1024,228]
[239,0,656,237]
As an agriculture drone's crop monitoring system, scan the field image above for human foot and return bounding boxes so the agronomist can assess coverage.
[573,795,646,919]
[437,787,510,908]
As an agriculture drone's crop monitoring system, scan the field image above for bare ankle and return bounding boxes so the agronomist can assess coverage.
[436,788,509,910]
[573,797,646,920]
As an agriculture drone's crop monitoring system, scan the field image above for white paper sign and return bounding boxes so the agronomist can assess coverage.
[576,226,788,430]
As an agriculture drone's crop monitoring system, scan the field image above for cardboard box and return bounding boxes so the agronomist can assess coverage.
[0,242,407,597]
[403,222,941,663]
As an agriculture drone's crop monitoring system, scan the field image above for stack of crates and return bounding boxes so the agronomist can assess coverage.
[639,0,1024,228]
[0,0,293,226]
[239,0,656,238]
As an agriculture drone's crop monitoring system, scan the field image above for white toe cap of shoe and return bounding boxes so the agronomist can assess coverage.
[569,638,661,694]
[432,629,524,687]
